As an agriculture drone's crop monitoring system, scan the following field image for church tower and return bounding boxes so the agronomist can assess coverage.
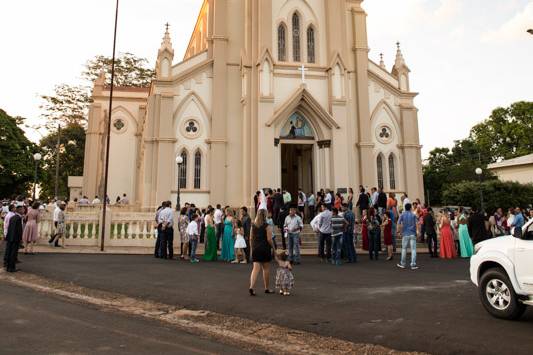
[80,0,425,210]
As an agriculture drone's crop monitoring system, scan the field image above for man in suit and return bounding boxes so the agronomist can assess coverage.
[4,202,24,272]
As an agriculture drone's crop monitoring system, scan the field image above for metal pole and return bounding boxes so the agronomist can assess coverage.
[54,124,61,199]
[33,160,38,201]
[100,0,119,252]
[177,165,181,211]
[479,175,484,212]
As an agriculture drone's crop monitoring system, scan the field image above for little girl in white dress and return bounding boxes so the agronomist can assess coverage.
[232,220,247,264]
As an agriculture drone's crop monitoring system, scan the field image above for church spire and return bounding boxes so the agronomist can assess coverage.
[391,42,411,92]
[156,23,174,79]
[379,53,386,69]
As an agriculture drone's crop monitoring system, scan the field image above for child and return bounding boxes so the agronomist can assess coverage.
[275,250,294,296]
[232,220,247,264]
[186,214,200,263]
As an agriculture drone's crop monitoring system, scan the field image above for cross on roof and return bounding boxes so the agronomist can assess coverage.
[165,22,170,32]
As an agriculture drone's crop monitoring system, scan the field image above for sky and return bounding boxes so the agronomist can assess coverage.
[0,0,532,157]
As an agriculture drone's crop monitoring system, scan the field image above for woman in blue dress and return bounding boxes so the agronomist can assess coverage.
[457,207,474,258]
[220,208,235,261]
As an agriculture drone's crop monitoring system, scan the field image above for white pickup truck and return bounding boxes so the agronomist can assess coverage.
[470,218,533,320]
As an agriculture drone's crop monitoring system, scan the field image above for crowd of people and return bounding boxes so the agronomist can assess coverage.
[3,188,532,293]
[1,196,68,273]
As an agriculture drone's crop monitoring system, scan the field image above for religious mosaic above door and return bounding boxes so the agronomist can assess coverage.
[280,113,314,139]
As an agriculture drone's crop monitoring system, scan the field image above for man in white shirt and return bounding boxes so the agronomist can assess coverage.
[187,214,200,263]
[371,187,379,208]
[284,207,304,264]
[92,196,101,204]
[324,190,332,210]
[157,201,174,259]
[214,204,224,250]
[48,203,63,246]
[317,204,333,261]
[120,194,130,205]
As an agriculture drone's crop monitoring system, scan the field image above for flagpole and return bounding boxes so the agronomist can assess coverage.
[101,0,119,252]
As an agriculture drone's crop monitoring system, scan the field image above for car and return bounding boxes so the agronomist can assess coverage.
[470,218,533,320]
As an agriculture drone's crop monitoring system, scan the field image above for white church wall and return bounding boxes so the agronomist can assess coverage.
[370,102,404,192]
[171,51,208,77]
[108,110,138,202]
[225,65,246,206]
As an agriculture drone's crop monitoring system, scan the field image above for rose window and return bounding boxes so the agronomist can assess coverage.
[185,121,198,134]
[113,119,125,131]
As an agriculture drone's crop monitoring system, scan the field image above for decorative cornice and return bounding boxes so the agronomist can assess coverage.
[144,138,177,143]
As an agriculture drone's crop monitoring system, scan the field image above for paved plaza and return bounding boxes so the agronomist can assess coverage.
[3,252,532,355]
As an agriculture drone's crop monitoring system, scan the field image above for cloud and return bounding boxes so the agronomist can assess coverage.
[482,2,533,42]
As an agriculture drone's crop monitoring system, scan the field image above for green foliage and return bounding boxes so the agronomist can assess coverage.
[424,101,533,206]
[38,123,86,201]
[82,52,155,88]
[442,180,533,213]
[470,101,533,161]
[39,84,92,129]
[0,109,36,197]
[39,53,154,130]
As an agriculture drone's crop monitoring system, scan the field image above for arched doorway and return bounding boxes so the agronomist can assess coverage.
[279,113,315,202]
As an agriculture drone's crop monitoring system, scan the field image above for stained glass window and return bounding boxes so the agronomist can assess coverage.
[278,24,286,61]
[179,150,187,189]
[307,26,315,63]
[194,150,201,189]
[389,154,396,190]
[377,155,384,190]
[292,13,301,62]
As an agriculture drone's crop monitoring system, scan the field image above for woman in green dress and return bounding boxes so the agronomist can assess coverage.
[458,207,474,258]
[220,208,236,262]
[203,208,218,261]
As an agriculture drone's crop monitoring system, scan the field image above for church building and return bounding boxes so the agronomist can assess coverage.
[81,0,424,209]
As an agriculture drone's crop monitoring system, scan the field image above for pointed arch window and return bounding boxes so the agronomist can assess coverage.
[377,155,384,190]
[179,150,188,189]
[292,13,301,62]
[277,24,286,61]
[194,150,202,189]
[307,26,315,63]
[388,154,396,190]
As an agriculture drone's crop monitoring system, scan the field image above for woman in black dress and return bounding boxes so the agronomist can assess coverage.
[249,209,274,296]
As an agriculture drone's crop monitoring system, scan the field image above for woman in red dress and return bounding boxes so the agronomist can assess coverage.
[439,212,457,259]
[361,210,369,251]
[382,213,393,260]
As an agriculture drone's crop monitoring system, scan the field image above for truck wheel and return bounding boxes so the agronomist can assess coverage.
[479,267,526,320]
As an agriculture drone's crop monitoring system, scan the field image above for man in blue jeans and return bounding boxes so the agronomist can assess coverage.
[396,203,419,270]
[342,204,357,263]
[284,206,304,264]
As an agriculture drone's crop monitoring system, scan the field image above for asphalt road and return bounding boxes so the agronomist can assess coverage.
[11,252,533,355]
[0,281,255,355]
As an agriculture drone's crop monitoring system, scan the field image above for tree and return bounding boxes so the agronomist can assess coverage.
[0,109,36,197]
[39,53,154,129]
[38,123,86,201]
[39,84,92,129]
[424,101,533,206]
[470,101,533,161]
[442,180,533,213]
[82,52,155,88]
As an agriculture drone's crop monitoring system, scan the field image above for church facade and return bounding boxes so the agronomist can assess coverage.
[81,0,424,209]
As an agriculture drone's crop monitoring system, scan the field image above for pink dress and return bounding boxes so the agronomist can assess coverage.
[22,208,40,243]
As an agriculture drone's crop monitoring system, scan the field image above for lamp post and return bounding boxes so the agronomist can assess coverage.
[32,153,42,201]
[176,156,183,211]
[475,168,484,212]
